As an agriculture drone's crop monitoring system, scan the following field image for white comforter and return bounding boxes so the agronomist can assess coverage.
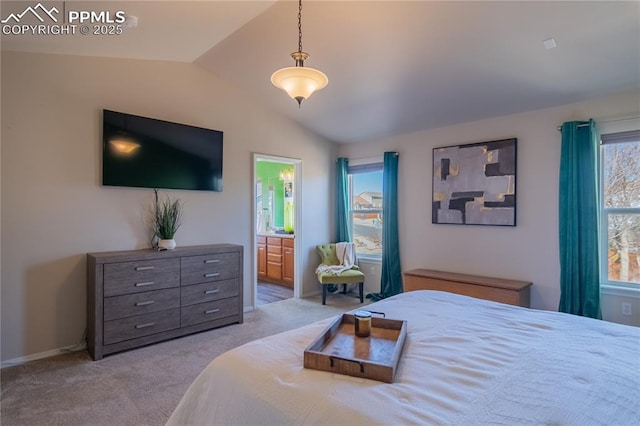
[168,291,640,425]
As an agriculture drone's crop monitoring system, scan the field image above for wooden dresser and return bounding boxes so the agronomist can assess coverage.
[403,269,532,307]
[87,244,243,360]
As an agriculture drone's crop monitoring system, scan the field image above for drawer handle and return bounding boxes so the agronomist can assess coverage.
[135,300,155,307]
[204,259,220,264]
[204,273,220,278]
[135,266,155,271]
[205,308,220,315]
[135,322,155,329]
[205,289,220,295]
[135,281,155,287]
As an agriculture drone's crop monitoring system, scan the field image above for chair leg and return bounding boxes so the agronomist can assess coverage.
[359,282,364,303]
[322,285,327,305]
[342,284,347,294]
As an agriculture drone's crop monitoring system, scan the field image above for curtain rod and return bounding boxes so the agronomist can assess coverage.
[337,153,398,163]
[556,116,640,131]
[338,156,380,162]
[557,123,589,131]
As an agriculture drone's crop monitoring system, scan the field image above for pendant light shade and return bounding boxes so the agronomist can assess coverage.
[271,63,328,105]
[271,0,328,106]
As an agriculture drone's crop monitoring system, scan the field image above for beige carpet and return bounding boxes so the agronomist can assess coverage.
[1,294,367,426]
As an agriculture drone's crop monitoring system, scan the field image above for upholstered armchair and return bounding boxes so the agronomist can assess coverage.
[315,243,365,305]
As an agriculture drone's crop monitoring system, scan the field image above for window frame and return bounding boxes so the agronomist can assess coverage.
[348,162,384,261]
[599,129,640,291]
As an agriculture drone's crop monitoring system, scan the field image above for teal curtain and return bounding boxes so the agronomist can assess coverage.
[558,119,601,319]
[367,152,402,301]
[329,158,351,294]
[336,158,351,243]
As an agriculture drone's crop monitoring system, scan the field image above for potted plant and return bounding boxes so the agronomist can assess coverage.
[152,193,183,250]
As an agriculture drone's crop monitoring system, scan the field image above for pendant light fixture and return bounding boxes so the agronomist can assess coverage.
[271,0,328,107]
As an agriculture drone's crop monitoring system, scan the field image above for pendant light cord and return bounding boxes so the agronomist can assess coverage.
[297,0,303,53]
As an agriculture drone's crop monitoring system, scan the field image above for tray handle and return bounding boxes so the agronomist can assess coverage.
[329,356,365,373]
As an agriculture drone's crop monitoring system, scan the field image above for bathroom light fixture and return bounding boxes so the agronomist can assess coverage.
[279,169,294,182]
[271,0,328,107]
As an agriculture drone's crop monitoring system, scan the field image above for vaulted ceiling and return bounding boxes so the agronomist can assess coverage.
[3,1,639,144]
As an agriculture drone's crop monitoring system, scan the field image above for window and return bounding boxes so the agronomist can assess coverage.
[348,163,383,259]
[600,130,640,287]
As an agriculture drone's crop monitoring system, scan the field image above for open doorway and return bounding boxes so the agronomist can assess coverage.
[253,154,301,307]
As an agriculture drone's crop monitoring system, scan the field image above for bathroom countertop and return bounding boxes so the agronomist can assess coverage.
[257,232,295,239]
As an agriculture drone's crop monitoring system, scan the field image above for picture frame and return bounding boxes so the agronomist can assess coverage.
[432,138,517,226]
[284,181,293,198]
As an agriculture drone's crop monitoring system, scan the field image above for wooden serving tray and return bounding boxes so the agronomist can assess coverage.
[303,313,407,383]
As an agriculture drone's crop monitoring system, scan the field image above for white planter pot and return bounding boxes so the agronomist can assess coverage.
[158,239,176,250]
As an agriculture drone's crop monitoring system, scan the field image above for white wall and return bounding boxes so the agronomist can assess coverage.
[339,90,640,324]
[1,51,337,362]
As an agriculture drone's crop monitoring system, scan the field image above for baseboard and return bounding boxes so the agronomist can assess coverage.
[301,289,321,298]
[1,342,87,369]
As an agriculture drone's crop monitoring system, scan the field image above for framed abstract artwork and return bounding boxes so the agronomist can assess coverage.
[432,138,517,226]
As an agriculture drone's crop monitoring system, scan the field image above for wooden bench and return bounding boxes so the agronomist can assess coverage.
[403,269,532,307]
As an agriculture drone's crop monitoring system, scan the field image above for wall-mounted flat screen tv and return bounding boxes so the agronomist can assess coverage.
[102,109,223,191]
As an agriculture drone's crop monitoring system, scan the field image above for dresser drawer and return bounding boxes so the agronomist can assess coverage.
[104,308,180,345]
[266,237,282,246]
[267,245,282,255]
[181,297,239,328]
[181,279,239,307]
[181,252,240,286]
[104,288,180,321]
[104,258,180,297]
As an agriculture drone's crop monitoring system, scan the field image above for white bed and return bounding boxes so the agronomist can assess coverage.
[168,290,640,425]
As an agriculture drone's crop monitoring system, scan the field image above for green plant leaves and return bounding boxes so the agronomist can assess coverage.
[153,196,183,239]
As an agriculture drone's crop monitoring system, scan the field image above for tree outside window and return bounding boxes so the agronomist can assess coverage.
[601,131,640,286]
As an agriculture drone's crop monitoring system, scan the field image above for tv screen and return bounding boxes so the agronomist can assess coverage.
[102,110,223,191]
